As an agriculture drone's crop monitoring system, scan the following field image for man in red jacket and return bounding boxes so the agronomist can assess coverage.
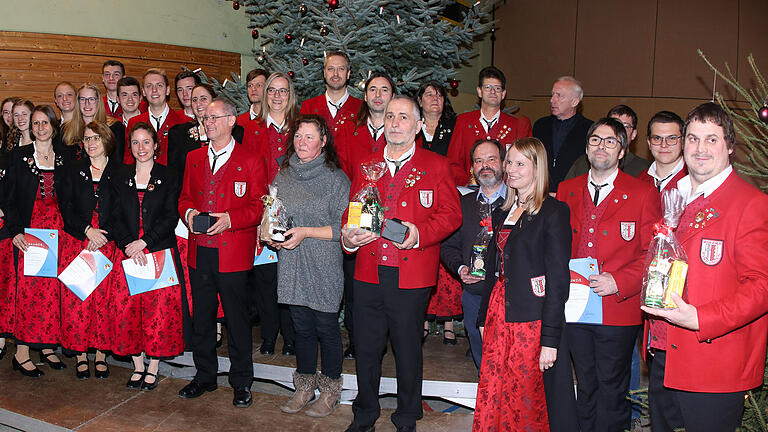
[341,96,461,432]
[299,51,362,132]
[236,68,269,131]
[637,110,687,193]
[177,98,267,408]
[642,102,768,431]
[557,117,660,432]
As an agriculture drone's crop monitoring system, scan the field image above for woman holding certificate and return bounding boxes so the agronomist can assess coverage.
[111,122,182,391]
[272,115,350,417]
[7,105,68,377]
[60,121,122,379]
[473,137,572,431]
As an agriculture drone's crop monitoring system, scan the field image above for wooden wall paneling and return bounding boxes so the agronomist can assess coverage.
[737,0,768,102]
[573,0,657,97]
[652,0,739,99]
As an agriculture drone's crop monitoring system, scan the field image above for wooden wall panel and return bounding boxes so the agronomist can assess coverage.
[0,31,241,111]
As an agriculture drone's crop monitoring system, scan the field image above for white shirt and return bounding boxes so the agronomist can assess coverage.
[266,114,286,133]
[587,167,619,207]
[421,124,434,142]
[479,110,500,133]
[383,143,416,177]
[367,118,384,141]
[147,104,170,131]
[677,165,733,205]
[647,158,685,191]
[326,90,350,118]
[121,115,130,127]
[198,124,208,142]
[106,95,119,114]
[249,105,259,120]
[208,137,236,175]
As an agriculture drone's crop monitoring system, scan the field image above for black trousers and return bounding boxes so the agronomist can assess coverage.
[351,266,431,429]
[290,305,343,379]
[342,252,356,345]
[250,262,294,345]
[189,246,252,388]
[566,323,640,432]
[543,326,579,432]
[649,350,745,432]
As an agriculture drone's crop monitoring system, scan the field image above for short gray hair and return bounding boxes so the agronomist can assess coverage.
[556,76,583,101]
[388,95,420,119]
[212,97,237,116]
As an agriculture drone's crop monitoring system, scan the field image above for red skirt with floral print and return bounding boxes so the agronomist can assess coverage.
[0,237,17,336]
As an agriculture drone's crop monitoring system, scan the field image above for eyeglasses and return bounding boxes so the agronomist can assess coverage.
[79,97,98,104]
[201,114,232,123]
[588,135,620,149]
[649,135,681,146]
[481,85,503,93]
[267,87,289,96]
[83,134,102,143]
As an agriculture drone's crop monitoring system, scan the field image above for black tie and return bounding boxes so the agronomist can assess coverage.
[482,118,496,133]
[393,160,402,175]
[370,124,383,141]
[272,123,283,135]
[109,100,118,114]
[655,171,676,192]
[590,181,608,206]
[151,115,162,132]
[211,150,227,173]
[328,100,342,117]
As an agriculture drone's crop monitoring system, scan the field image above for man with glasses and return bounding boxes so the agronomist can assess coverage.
[557,117,660,432]
[300,51,362,134]
[178,97,268,408]
[638,111,687,193]
[124,68,186,165]
[447,66,531,186]
[102,60,125,118]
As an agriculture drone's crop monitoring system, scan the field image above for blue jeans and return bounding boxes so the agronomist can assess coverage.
[461,290,482,370]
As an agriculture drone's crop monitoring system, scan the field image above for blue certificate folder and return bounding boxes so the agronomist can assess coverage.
[23,228,58,277]
[564,258,603,325]
[253,245,278,266]
[122,249,180,296]
[58,250,113,301]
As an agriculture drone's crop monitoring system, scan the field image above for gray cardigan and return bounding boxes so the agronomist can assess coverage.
[274,153,351,313]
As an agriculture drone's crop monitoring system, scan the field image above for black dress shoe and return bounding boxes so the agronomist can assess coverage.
[282,341,295,356]
[344,345,356,359]
[442,329,457,346]
[94,360,110,379]
[396,426,415,432]
[126,371,145,389]
[141,371,158,391]
[178,380,217,399]
[233,386,252,407]
[75,360,90,380]
[344,423,375,432]
[41,352,67,370]
[260,340,275,355]
[12,356,44,378]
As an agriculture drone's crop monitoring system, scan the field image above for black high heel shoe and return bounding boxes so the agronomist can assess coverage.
[75,360,90,380]
[13,356,44,378]
[442,329,457,346]
[141,371,158,391]
[126,371,145,389]
[94,360,110,379]
[41,352,67,370]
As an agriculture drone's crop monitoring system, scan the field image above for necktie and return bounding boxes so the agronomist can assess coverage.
[109,100,118,114]
[211,150,227,173]
[655,171,676,191]
[272,123,283,134]
[151,115,162,132]
[393,160,402,175]
[482,118,496,133]
[370,124,383,141]
[590,181,608,206]
[328,100,342,117]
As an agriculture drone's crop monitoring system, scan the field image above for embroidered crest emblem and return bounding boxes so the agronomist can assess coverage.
[620,221,636,241]
[419,190,433,208]
[531,276,546,297]
[234,181,247,197]
[700,238,723,266]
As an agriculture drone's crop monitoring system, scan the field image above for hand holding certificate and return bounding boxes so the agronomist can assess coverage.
[122,248,179,296]
[23,228,59,277]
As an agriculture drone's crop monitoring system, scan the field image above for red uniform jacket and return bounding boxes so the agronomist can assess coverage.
[557,171,661,325]
[637,165,688,194]
[103,95,147,119]
[300,94,362,133]
[335,120,386,180]
[447,110,532,185]
[175,109,195,121]
[236,111,260,134]
[124,109,187,166]
[178,142,267,273]
[642,171,768,392]
[343,146,461,289]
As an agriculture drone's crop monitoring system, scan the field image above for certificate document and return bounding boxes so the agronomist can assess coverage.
[59,250,113,301]
[23,228,58,277]
[564,258,602,325]
[254,244,278,266]
[122,248,180,296]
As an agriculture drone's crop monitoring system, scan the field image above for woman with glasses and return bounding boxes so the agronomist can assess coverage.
[6,105,68,377]
[256,72,299,183]
[7,99,36,148]
[62,83,116,159]
[59,121,122,379]
[111,122,183,391]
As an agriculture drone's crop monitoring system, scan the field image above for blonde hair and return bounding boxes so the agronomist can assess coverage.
[63,83,114,146]
[260,72,298,131]
[500,137,550,215]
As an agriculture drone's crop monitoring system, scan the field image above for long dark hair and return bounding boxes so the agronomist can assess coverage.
[416,80,456,123]
[281,114,341,170]
[355,72,397,127]
[31,105,62,142]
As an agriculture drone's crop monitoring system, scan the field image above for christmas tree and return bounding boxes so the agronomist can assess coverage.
[242,0,495,101]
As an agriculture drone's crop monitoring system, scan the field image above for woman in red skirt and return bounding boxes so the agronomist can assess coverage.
[60,121,123,379]
[7,105,69,377]
[0,150,15,360]
[474,138,571,431]
[111,122,183,391]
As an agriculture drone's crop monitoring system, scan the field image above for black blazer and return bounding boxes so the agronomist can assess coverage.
[109,121,126,164]
[61,157,121,241]
[532,113,593,192]
[440,189,504,296]
[477,196,572,349]
[110,163,178,252]
[419,115,457,157]
[4,144,69,237]
[167,120,245,181]
[0,152,12,240]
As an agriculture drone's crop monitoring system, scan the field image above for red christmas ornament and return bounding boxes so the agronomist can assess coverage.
[302,58,309,66]
[232,1,240,10]
[328,0,339,12]
[251,29,259,39]
[288,71,295,78]
[285,33,293,43]
[449,79,459,89]
[759,105,768,124]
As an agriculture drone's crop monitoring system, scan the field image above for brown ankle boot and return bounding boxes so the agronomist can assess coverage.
[280,371,317,414]
[304,373,342,417]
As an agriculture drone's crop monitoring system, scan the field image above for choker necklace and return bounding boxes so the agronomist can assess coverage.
[91,164,103,171]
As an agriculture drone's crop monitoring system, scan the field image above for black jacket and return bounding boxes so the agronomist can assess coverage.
[110,163,178,252]
[533,113,593,192]
[0,152,12,240]
[477,196,572,349]
[61,157,121,241]
[419,115,457,157]
[109,121,126,164]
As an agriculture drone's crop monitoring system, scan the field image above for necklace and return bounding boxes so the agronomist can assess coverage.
[37,147,53,161]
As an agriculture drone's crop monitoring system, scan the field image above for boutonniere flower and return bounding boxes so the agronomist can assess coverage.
[405,168,424,188]
[690,207,718,229]
[188,126,200,141]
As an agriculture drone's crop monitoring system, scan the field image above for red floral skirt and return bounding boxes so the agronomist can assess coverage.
[473,279,549,431]
[0,237,16,336]
[426,262,463,320]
